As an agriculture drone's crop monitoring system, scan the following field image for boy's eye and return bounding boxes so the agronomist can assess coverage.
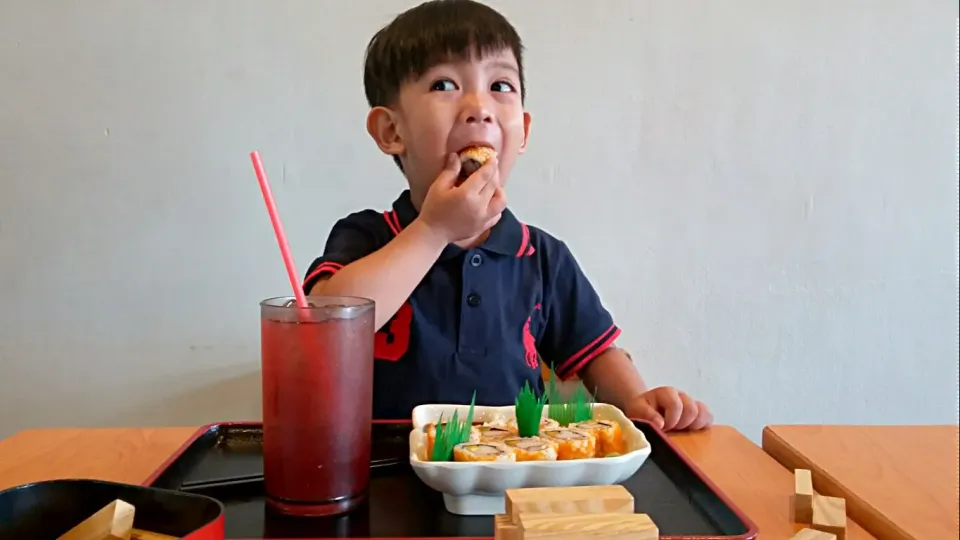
[491,81,515,93]
[430,79,457,91]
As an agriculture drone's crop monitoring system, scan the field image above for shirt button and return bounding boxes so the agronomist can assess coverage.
[467,293,481,307]
[470,253,483,267]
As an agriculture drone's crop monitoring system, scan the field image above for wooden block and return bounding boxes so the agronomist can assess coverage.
[517,512,658,540]
[794,468,814,523]
[791,528,837,540]
[505,485,634,524]
[130,530,178,540]
[57,499,135,540]
[494,514,521,540]
[811,493,847,540]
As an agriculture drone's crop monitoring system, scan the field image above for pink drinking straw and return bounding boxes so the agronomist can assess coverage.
[250,150,309,309]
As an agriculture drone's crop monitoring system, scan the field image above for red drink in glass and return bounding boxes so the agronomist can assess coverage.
[260,295,375,517]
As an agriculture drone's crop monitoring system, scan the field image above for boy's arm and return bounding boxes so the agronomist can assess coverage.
[307,154,505,332]
[537,240,622,382]
[537,241,713,431]
[308,218,447,331]
[580,349,712,431]
[578,347,648,409]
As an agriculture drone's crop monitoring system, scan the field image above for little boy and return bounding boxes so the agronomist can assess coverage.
[303,0,712,432]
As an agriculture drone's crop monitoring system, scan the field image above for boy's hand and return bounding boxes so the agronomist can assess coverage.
[625,387,713,432]
[418,153,506,243]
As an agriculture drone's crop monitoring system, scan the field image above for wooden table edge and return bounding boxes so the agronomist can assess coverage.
[0,426,203,491]
[760,425,912,540]
[5,423,872,539]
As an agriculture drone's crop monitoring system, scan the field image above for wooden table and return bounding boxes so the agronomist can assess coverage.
[763,424,959,540]
[0,425,876,539]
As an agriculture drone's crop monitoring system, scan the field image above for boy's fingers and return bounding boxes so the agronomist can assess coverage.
[656,389,684,431]
[434,154,462,188]
[630,400,665,430]
[488,186,507,214]
[460,158,498,194]
[687,401,713,431]
[478,168,502,198]
[674,392,699,431]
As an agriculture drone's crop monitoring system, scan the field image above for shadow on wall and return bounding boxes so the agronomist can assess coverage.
[97,347,637,428]
[102,366,263,427]
[0,342,265,437]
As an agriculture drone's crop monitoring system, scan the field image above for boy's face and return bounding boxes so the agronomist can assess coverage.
[367,48,531,206]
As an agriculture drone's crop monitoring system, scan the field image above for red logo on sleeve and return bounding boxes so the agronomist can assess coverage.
[521,303,541,370]
[375,301,412,362]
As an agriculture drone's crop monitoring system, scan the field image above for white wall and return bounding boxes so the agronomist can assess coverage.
[1,0,956,441]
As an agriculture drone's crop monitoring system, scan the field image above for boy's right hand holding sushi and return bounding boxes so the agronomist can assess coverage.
[309,155,505,331]
[418,153,506,244]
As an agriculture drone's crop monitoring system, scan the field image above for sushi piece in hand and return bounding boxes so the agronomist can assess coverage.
[540,427,597,460]
[503,436,559,461]
[457,146,497,182]
[453,441,516,462]
[570,419,625,457]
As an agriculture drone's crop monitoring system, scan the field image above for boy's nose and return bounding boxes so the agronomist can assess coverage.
[460,94,494,124]
[465,109,493,124]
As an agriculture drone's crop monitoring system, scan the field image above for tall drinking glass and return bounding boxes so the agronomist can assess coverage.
[260,295,375,517]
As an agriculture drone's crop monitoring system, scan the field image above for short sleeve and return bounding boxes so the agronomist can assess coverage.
[538,241,621,380]
[302,212,380,295]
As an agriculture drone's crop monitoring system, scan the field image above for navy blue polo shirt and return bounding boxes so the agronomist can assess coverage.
[302,190,621,420]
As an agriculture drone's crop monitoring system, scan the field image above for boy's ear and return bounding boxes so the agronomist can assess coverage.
[517,111,532,155]
[366,106,405,157]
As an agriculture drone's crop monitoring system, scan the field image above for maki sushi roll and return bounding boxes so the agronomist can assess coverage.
[539,417,561,431]
[477,425,515,443]
[570,419,625,457]
[453,441,516,462]
[505,416,559,433]
[503,436,559,461]
[483,413,511,428]
[425,421,480,460]
[540,427,597,460]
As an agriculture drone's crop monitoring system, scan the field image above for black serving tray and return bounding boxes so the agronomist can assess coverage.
[144,421,758,539]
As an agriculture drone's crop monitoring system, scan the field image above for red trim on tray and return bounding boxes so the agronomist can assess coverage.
[627,418,760,540]
[0,479,227,540]
[141,421,229,486]
[142,419,760,540]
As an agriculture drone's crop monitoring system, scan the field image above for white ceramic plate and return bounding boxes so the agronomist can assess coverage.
[408,403,651,515]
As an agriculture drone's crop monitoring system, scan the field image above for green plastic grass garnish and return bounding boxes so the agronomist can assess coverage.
[570,384,595,422]
[546,370,595,426]
[430,391,477,461]
[514,381,547,437]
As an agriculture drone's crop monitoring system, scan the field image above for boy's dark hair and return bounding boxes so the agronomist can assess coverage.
[363,0,526,171]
